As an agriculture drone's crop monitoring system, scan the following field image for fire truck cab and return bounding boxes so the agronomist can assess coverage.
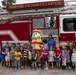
[59,14,76,45]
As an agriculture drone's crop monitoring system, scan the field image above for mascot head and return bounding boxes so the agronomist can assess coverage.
[32,29,42,39]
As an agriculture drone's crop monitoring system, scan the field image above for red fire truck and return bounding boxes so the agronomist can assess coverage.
[0,0,75,46]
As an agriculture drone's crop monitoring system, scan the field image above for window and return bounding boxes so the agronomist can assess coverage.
[45,17,56,28]
[33,18,44,28]
[63,18,76,31]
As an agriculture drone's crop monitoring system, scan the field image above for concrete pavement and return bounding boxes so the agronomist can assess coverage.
[0,65,76,75]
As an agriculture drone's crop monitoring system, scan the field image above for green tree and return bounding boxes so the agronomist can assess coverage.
[1,0,16,6]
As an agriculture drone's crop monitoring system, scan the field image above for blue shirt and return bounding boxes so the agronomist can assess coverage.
[0,52,2,58]
[47,39,55,50]
[62,50,67,58]
[2,46,11,52]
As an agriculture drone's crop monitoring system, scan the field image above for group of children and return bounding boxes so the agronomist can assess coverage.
[0,42,38,70]
[0,42,76,71]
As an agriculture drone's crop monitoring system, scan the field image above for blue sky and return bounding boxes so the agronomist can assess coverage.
[0,0,74,6]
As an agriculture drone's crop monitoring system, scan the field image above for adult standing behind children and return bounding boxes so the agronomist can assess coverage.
[47,34,56,51]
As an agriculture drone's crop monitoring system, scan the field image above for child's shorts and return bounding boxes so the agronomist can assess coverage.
[5,57,10,61]
[31,58,36,62]
[44,58,48,62]
[0,58,1,62]
[72,61,76,64]
[55,58,61,62]
[1,56,5,62]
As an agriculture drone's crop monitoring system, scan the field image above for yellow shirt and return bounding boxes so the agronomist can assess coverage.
[28,51,31,60]
[14,51,22,60]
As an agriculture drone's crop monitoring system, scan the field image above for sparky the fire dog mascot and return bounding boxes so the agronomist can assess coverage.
[31,29,43,66]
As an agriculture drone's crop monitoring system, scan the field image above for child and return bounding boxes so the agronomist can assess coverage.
[43,44,48,70]
[39,45,44,69]
[20,46,24,56]
[27,45,31,67]
[20,46,24,66]
[23,44,28,68]
[5,47,10,67]
[69,45,73,68]
[66,46,71,69]
[62,45,67,70]
[0,49,2,64]
[72,48,76,71]
[1,47,6,66]
[14,47,22,70]
[31,44,37,70]
[10,46,15,67]
[16,43,21,48]
[11,43,16,49]
[54,44,61,68]
[48,46,54,69]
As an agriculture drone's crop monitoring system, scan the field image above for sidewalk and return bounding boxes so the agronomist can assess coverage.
[0,65,76,75]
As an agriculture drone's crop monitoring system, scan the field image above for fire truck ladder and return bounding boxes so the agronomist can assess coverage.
[0,1,76,21]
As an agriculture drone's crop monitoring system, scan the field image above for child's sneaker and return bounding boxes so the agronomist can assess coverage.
[75,69,76,71]
[41,67,44,69]
[68,66,71,69]
[15,68,17,70]
[34,67,36,70]
[31,67,34,70]
[45,67,48,70]
[51,67,54,69]
[18,68,20,70]
[25,66,27,68]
